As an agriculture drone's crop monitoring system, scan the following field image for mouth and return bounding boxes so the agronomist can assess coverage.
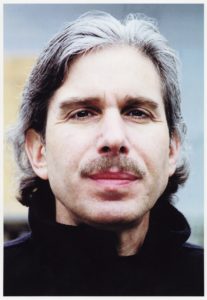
[88,171,139,187]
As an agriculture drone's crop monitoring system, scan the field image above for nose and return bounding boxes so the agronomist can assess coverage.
[97,109,129,156]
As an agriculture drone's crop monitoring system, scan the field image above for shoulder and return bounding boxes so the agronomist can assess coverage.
[182,242,203,251]
[180,242,204,276]
[180,242,204,262]
[4,232,41,296]
[170,242,204,295]
[171,242,204,271]
[4,232,36,270]
[4,232,32,248]
[4,232,32,258]
[4,232,35,274]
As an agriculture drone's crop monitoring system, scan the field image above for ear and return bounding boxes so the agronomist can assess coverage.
[25,129,48,180]
[169,132,181,177]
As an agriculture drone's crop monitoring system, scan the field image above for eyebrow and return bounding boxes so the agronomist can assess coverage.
[58,97,101,112]
[123,96,159,111]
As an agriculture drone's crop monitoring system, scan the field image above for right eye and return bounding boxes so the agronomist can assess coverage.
[71,109,95,120]
[66,108,100,122]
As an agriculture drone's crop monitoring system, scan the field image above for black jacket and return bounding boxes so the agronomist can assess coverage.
[4,191,204,296]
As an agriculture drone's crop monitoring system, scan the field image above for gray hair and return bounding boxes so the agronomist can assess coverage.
[9,11,188,206]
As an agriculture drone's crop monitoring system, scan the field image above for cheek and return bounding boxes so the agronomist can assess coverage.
[132,129,171,201]
[130,126,170,173]
[45,126,95,173]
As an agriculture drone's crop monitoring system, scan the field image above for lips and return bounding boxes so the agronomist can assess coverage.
[89,171,138,186]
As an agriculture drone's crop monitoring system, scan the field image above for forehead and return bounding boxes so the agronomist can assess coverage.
[50,45,163,109]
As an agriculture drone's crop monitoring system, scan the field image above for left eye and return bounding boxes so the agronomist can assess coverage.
[126,109,149,119]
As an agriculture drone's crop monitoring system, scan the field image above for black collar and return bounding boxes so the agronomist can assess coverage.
[28,184,191,259]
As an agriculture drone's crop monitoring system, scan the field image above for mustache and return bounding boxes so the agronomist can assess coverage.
[80,156,146,178]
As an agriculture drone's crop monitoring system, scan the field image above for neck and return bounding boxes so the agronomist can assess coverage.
[115,213,150,256]
[56,200,150,257]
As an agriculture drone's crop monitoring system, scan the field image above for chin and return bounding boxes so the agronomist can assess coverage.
[72,198,149,229]
[82,210,142,230]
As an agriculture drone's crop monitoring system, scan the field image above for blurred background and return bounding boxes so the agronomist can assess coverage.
[4,3,204,245]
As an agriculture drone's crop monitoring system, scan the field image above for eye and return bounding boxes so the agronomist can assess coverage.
[70,109,98,120]
[125,108,150,120]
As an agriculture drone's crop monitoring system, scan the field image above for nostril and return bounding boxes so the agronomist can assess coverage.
[120,146,127,154]
[102,146,110,153]
[100,145,128,154]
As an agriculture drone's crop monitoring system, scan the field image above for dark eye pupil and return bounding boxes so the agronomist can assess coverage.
[130,110,143,116]
[77,111,89,117]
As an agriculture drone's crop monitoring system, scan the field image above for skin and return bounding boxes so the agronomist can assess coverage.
[26,45,180,256]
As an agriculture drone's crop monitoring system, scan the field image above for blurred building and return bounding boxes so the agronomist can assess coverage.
[4,57,35,240]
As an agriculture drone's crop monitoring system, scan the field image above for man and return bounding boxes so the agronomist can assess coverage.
[4,11,203,296]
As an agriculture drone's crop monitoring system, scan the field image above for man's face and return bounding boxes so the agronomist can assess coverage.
[27,46,179,228]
